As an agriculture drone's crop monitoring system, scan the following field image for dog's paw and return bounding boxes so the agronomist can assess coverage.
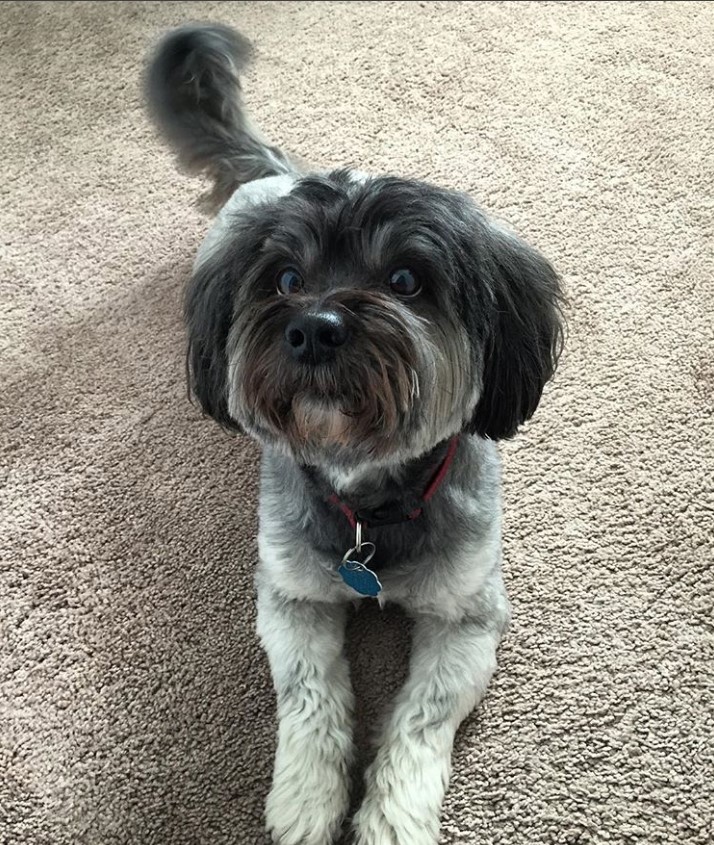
[265,760,349,845]
[351,752,443,845]
[352,796,440,845]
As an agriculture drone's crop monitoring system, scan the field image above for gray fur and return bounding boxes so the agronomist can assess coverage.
[260,435,500,581]
[145,23,295,212]
[145,23,564,845]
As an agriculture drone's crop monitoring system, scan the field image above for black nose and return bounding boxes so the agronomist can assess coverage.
[284,310,348,364]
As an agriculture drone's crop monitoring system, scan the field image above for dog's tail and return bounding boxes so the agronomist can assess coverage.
[145,23,295,212]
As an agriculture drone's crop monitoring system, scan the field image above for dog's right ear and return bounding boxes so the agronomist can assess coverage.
[184,250,242,431]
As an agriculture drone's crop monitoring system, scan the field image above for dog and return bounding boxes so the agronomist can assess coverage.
[145,23,564,845]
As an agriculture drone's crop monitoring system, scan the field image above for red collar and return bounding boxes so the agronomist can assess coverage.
[328,436,460,530]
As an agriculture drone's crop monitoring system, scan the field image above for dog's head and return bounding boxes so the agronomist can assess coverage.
[185,171,564,466]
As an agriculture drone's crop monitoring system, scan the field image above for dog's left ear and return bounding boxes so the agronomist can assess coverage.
[184,247,242,432]
[469,219,565,440]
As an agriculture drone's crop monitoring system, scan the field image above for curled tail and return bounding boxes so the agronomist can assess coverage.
[145,23,295,212]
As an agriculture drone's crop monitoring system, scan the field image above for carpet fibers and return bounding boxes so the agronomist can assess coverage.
[1,2,712,844]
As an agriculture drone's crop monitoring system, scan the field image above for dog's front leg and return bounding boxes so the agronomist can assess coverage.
[257,584,354,845]
[353,591,507,845]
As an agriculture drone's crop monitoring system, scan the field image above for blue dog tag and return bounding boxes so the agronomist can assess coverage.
[339,559,382,597]
[338,537,381,597]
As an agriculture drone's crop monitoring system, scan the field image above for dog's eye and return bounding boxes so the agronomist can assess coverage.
[388,268,420,297]
[277,267,304,295]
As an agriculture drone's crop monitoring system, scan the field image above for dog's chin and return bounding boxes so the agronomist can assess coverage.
[291,397,355,449]
[248,393,405,467]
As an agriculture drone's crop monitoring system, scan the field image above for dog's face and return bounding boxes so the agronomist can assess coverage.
[186,171,563,466]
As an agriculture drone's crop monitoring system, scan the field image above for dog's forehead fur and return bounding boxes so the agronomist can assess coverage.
[213,169,488,307]
[279,175,495,320]
[267,170,471,266]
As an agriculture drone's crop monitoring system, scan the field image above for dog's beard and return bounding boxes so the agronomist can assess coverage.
[290,398,353,447]
[227,291,424,460]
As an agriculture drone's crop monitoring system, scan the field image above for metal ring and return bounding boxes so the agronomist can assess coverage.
[355,520,363,551]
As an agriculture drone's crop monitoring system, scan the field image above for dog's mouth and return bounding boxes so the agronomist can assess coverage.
[255,376,403,454]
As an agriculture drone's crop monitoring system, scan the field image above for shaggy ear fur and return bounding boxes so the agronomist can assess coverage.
[184,251,242,431]
[470,222,564,440]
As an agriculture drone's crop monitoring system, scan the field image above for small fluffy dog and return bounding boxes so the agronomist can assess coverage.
[146,23,563,845]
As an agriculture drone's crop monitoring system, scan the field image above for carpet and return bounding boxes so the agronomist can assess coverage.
[1,2,712,844]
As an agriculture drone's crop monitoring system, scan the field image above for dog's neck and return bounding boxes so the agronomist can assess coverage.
[304,437,459,517]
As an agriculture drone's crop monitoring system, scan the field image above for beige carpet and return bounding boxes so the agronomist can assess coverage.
[2,2,713,843]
